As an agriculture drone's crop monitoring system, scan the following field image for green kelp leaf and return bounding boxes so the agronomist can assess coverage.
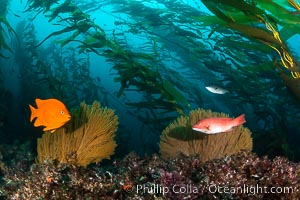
[229,39,271,53]
[256,0,300,25]
[242,61,274,73]
[224,12,259,24]
[162,80,190,107]
[196,13,256,29]
[201,0,234,22]
[202,0,265,22]
[0,15,17,55]
[58,30,81,47]
[132,52,155,61]
[0,16,17,36]
[210,0,263,13]
[280,25,300,41]
[35,26,78,47]
[0,31,12,52]
[26,0,60,13]
[272,0,294,8]
[139,98,184,113]
[116,85,126,97]
[227,22,282,46]
[47,0,77,22]
[82,33,105,47]
[65,39,103,55]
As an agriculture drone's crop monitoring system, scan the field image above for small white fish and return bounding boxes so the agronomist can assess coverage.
[205,85,229,94]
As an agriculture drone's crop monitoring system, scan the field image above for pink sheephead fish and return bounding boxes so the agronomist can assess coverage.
[192,114,246,134]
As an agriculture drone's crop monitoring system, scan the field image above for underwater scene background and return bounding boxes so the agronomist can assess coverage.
[0,0,300,199]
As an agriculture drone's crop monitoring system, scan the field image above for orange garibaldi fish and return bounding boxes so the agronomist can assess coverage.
[29,98,71,133]
[192,114,246,134]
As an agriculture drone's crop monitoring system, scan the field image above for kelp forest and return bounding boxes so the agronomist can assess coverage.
[1,0,300,158]
[0,0,300,198]
[1,0,300,156]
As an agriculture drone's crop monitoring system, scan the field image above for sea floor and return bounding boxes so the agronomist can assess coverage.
[0,142,299,199]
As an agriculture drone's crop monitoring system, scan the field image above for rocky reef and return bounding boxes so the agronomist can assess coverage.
[0,142,299,199]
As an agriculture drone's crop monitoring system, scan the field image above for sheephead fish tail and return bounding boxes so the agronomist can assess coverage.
[232,114,246,127]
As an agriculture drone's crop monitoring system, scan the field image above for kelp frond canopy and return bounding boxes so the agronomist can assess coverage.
[37,101,118,167]
[159,108,252,163]
[199,0,300,98]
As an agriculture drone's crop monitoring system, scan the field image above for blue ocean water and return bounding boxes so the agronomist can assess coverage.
[0,0,300,161]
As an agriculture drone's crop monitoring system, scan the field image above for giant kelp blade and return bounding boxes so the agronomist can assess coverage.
[162,80,190,107]
[227,22,281,46]
[25,0,60,13]
[201,0,234,22]
[256,0,300,25]
[47,0,78,22]
[35,26,77,47]
[280,25,300,41]
[0,16,17,55]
